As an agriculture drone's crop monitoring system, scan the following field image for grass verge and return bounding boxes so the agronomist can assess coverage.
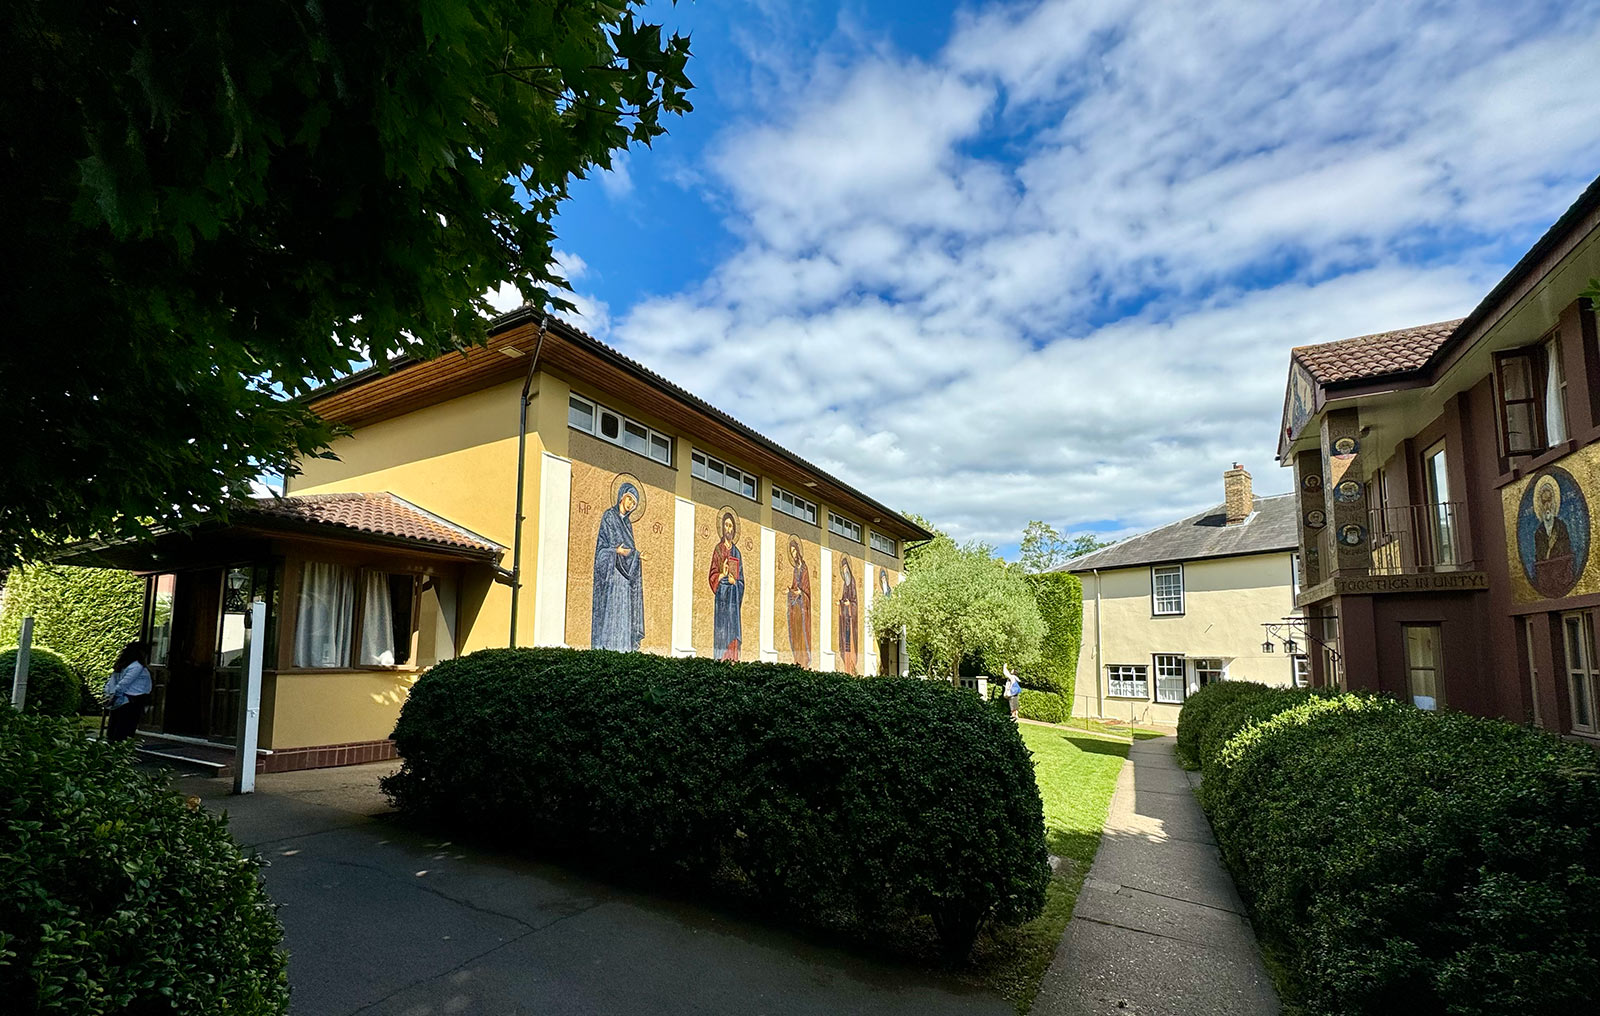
[963,724,1131,1011]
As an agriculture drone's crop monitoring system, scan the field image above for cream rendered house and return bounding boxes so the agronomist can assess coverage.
[1062,465,1303,727]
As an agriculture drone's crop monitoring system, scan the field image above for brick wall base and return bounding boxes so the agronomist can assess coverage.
[258,739,398,774]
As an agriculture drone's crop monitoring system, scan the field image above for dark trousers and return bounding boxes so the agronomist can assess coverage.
[107,696,148,742]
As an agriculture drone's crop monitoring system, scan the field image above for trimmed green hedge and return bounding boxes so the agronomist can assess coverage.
[1022,572,1082,699]
[1017,688,1071,724]
[0,710,288,1014]
[1184,686,1600,1014]
[0,564,144,700]
[1173,679,1275,766]
[382,647,1050,957]
[0,645,83,717]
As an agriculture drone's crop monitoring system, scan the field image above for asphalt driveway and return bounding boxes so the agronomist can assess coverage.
[190,763,1011,1016]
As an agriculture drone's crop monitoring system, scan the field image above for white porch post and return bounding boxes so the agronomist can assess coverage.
[233,601,266,795]
[9,616,33,710]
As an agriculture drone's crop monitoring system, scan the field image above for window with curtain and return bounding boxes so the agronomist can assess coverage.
[360,573,416,666]
[1544,336,1568,446]
[294,562,356,668]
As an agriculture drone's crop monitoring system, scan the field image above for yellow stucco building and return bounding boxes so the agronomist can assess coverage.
[72,313,929,771]
[1063,465,1303,727]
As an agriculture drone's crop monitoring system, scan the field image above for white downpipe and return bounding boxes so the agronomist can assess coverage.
[1093,570,1104,720]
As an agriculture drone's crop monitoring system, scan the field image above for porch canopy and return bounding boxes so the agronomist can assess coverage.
[55,492,505,753]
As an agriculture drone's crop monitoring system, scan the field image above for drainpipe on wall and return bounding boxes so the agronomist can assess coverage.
[507,316,550,647]
[1092,568,1104,720]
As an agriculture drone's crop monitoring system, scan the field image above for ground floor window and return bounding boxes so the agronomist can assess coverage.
[1562,611,1597,735]
[294,562,418,669]
[1154,654,1185,703]
[1194,657,1226,688]
[1291,654,1310,687]
[1522,615,1542,727]
[1107,664,1148,699]
[1403,624,1442,710]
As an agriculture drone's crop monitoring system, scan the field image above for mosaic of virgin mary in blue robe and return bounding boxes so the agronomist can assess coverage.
[592,482,645,651]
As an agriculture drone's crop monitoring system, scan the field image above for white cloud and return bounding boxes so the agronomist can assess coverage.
[608,0,1600,549]
[599,152,634,200]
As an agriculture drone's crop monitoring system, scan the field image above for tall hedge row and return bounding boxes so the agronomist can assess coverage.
[0,564,144,688]
[1023,571,1082,700]
[0,710,288,1014]
[382,647,1050,957]
[1180,682,1600,1014]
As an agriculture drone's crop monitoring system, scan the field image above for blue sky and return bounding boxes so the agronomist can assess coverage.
[492,0,1600,556]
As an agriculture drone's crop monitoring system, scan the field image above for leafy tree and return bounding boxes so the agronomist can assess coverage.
[900,512,954,575]
[1066,532,1115,559]
[1,1,692,567]
[871,540,1044,685]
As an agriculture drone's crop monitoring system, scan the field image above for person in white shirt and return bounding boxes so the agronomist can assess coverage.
[1003,663,1022,720]
[103,641,153,743]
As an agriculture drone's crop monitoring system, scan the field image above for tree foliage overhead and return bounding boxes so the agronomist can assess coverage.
[0,1,692,567]
[871,539,1044,684]
[1019,520,1113,573]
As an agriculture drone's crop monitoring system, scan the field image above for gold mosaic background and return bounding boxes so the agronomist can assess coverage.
[1502,445,1600,604]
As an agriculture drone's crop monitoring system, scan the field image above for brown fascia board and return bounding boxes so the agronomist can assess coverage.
[303,310,936,544]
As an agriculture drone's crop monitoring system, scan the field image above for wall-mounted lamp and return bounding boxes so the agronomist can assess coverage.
[1261,639,1275,654]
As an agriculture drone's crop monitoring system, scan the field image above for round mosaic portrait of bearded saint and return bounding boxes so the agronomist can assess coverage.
[1517,467,1590,600]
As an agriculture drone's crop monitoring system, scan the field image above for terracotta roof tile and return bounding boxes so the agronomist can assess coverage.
[1293,318,1465,385]
[240,493,503,556]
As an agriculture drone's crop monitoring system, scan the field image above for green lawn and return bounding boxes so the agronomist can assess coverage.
[1052,715,1168,740]
[965,723,1131,1011]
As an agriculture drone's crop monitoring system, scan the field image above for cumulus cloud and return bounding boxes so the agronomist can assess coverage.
[607,0,1600,548]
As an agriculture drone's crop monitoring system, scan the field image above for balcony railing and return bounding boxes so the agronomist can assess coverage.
[1315,502,1476,579]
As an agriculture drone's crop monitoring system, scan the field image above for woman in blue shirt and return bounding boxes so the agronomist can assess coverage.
[103,641,152,742]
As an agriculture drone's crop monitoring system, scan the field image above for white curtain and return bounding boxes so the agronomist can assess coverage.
[293,562,356,668]
[360,571,396,666]
[1545,339,1567,446]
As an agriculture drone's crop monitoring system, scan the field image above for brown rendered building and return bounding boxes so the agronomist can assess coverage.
[1279,172,1600,740]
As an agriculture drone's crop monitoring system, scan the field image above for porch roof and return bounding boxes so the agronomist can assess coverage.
[56,492,505,570]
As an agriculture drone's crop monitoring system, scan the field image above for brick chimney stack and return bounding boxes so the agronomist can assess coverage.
[1224,463,1253,524]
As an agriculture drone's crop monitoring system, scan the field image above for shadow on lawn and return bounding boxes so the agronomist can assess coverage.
[1058,733,1137,757]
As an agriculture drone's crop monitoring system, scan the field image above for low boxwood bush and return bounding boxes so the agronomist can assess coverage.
[0,644,84,718]
[1017,688,1070,724]
[1173,679,1273,766]
[1186,688,1600,1014]
[0,709,288,1014]
[382,647,1050,957]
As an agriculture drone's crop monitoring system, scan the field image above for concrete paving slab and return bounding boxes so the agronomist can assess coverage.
[1034,735,1278,1016]
[1034,912,1278,1016]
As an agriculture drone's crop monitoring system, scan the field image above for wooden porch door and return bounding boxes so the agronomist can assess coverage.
[162,569,221,739]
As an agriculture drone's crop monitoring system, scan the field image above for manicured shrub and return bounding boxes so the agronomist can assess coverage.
[0,644,83,718]
[1022,572,1082,699]
[0,564,144,693]
[382,647,1050,957]
[1173,678,1273,766]
[1017,688,1071,724]
[0,710,288,1014]
[1186,689,1600,1014]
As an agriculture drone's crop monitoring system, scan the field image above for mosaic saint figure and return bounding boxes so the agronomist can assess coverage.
[837,558,859,674]
[592,482,644,652]
[878,568,891,599]
[708,510,745,660]
[1531,474,1574,596]
[786,537,812,668]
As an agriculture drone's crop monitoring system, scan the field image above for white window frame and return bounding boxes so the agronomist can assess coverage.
[1153,654,1186,704]
[1151,564,1184,615]
[1524,616,1542,727]
[690,450,759,502]
[828,511,862,544]
[1562,611,1598,735]
[869,531,898,557]
[1106,664,1148,699]
[567,393,673,467]
[1291,654,1310,688]
[1194,657,1226,689]
[773,485,818,526]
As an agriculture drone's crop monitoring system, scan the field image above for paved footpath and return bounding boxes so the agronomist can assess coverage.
[190,763,1011,1016]
[1032,735,1280,1016]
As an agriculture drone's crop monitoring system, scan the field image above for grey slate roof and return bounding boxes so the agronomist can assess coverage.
[1058,493,1298,573]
